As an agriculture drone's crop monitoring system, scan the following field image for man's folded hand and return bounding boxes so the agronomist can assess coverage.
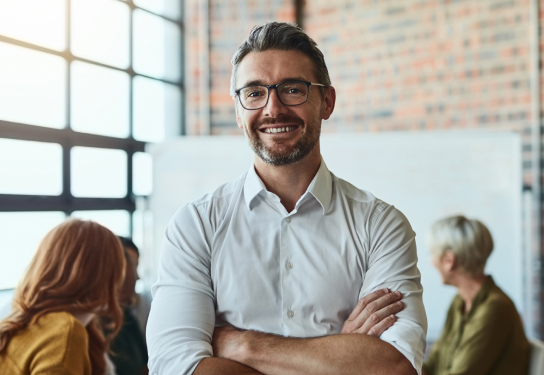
[341,288,404,337]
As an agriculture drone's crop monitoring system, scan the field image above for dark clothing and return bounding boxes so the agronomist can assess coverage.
[423,276,529,375]
[110,308,148,375]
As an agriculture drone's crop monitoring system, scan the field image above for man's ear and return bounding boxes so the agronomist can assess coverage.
[321,86,336,120]
[443,251,457,272]
[234,101,244,130]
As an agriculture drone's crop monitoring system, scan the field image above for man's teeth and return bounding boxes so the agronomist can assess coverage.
[264,126,296,134]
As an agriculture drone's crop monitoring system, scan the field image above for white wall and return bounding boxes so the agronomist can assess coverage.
[148,130,523,340]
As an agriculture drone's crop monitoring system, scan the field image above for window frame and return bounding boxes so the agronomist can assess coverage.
[0,0,184,235]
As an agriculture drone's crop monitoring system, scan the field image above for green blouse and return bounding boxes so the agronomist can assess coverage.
[423,276,529,375]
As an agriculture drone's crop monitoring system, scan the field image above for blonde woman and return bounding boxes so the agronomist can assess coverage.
[423,215,529,375]
[0,219,125,375]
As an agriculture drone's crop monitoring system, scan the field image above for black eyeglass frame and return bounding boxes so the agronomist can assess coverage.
[234,80,327,110]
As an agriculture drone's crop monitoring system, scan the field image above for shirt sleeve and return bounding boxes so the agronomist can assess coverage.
[146,203,216,375]
[359,203,428,375]
[31,315,92,375]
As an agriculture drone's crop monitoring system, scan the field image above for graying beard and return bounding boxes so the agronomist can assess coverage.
[252,136,319,166]
[256,146,303,166]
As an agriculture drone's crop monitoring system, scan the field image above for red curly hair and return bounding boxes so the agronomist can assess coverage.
[0,219,125,375]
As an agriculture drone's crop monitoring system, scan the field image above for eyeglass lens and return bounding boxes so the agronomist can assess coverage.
[239,81,309,109]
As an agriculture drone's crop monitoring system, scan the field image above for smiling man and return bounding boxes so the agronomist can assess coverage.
[147,22,427,375]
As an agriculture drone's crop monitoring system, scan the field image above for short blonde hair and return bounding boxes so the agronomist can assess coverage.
[428,215,494,276]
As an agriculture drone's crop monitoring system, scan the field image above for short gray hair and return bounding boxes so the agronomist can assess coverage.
[428,215,494,277]
[230,22,331,97]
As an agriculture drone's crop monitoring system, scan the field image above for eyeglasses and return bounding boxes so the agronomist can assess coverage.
[235,80,327,110]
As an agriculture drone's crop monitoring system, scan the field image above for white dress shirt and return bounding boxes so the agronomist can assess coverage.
[147,158,427,375]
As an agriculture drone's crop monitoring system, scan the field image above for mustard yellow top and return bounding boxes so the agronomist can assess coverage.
[0,311,92,375]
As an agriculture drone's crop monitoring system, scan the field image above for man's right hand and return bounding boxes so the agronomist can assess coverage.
[341,288,404,337]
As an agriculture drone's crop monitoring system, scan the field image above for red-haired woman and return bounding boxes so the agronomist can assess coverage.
[0,219,126,375]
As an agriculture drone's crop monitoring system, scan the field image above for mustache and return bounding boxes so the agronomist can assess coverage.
[253,115,305,129]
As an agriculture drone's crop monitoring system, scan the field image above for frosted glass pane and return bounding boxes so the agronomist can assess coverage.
[0,139,62,195]
[71,210,130,237]
[0,212,65,290]
[71,61,130,138]
[133,152,153,196]
[71,0,130,68]
[133,10,181,81]
[0,289,14,318]
[134,0,181,20]
[0,0,66,51]
[0,42,66,128]
[133,76,181,142]
[71,147,127,198]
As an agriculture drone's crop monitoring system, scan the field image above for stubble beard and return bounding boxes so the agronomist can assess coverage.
[246,115,321,166]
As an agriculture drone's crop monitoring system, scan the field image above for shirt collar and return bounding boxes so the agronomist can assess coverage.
[454,275,496,319]
[244,164,267,210]
[243,157,333,215]
[307,157,333,214]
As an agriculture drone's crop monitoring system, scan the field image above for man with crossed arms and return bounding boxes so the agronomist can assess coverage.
[147,22,427,375]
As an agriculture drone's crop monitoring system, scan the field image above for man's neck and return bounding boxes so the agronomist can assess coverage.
[254,145,322,213]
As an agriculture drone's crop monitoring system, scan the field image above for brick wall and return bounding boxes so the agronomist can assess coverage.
[187,1,536,185]
[304,0,534,183]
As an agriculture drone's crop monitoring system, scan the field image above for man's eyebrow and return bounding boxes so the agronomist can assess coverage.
[240,79,265,88]
[239,77,311,89]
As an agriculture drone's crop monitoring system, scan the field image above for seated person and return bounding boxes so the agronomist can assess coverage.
[423,215,529,375]
[108,237,148,375]
[0,219,126,375]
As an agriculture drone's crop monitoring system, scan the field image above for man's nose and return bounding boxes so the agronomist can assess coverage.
[263,88,287,117]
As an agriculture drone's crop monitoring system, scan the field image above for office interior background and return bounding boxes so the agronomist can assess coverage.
[1,0,544,344]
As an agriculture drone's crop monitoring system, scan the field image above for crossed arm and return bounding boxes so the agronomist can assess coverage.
[194,289,416,375]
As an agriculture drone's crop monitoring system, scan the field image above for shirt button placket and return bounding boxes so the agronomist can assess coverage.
[281,215,295,335]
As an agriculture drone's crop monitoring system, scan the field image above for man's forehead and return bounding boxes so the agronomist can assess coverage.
[236,49,317,87]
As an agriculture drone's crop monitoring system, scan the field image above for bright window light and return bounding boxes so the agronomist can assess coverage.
[0,0,66,51]
[133,76,181,142]
[133,152,153,196]
[0,42,66,128]
[71,210,130,237]
[71,147,127,198]
[71,61,130,138]
[0,212,66,290]
[134,0,181,20]
[133,9,181,81]
[0,139,63,195]
[71,0,130,69]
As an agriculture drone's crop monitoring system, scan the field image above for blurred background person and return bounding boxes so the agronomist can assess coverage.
[422,215,529,375]
[108,237,148,375]
[0,219,125,375]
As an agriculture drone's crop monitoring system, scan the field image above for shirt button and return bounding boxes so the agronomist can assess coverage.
[286,262,293,270]
[285,217,291,223]
[287,310,294,318]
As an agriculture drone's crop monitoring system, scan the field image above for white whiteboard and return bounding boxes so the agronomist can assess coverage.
[148,130,523,340]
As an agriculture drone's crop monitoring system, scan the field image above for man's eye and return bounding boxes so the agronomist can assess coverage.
[282,85,304,95]
[247,90,264,98]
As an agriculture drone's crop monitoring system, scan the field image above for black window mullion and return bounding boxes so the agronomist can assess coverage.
[0,0,185,221]
[128,0,135,237]
[65,0,72,214]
